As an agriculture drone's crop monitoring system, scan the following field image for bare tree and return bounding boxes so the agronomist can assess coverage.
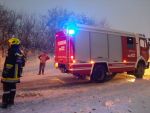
[40,7,96,53]
[1,5,108,55]
[17,15,36,49]
[0,5,21,57]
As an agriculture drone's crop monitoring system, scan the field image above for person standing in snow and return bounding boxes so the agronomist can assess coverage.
[1,37,26,109]
[38,51,50,75]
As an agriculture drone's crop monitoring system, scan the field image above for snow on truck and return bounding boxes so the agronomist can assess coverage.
[54,24,149,82]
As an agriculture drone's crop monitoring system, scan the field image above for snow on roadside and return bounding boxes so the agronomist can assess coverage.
[0,56,150,113]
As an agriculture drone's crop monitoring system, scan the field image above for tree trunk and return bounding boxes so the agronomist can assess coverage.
[2,46,4,57]
[0,49,3,70]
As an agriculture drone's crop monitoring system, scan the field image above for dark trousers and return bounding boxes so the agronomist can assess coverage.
[2,83,16,106]
[39,63,45,75]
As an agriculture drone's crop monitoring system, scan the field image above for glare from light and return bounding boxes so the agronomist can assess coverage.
[67,29,75,35]
[54,62,58,68]
[71,56,74,59]
[126,75,136,83]
[143,69,150,80]
[123,60,127,63]
[73,60,76,63]
[90,60,94,64]
[127,78,136,83]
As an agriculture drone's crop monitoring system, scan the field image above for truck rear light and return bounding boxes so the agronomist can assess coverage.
[71,56,74,59]
[123,60,127,63]
[54,62,58,68]
[90,60,95,64]
[73,60,76,63]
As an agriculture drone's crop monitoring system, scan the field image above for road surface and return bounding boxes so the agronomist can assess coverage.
[0,58,150,113]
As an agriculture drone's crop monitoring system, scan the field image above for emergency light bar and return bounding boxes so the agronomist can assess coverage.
[65,22,77,36]
[67,29,75,35]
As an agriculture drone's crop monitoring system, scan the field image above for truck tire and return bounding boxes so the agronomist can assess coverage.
[90,65,106,83]
[134,62,145,78]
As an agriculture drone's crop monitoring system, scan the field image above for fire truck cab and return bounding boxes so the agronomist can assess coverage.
[55,24,149,82]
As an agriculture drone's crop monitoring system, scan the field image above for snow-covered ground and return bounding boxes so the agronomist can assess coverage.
[0,56,150,113]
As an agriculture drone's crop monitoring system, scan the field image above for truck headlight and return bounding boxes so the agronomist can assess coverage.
[54,62,58,68]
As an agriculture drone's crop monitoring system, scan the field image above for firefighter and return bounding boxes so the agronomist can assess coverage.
[1,37,25,109]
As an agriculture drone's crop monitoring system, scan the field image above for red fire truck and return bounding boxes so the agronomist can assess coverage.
[54,24,149,82]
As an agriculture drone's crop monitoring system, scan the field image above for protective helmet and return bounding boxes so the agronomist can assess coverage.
[8,38,20,45]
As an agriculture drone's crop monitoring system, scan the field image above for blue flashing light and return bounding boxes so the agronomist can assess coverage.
[65,22,77,36]
[67,29,75,35]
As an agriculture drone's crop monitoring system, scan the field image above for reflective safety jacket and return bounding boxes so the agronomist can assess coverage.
[1,45,25,83]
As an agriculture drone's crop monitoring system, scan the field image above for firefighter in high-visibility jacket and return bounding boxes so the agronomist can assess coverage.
[1,38,25,109]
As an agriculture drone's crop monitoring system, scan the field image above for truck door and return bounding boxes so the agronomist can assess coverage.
[122,36,137,62]
[139,38,149,61]
[55,32,67,64]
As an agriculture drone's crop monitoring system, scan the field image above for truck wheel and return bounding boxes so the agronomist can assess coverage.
[90,65,106,83]
[134,63,145,78]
